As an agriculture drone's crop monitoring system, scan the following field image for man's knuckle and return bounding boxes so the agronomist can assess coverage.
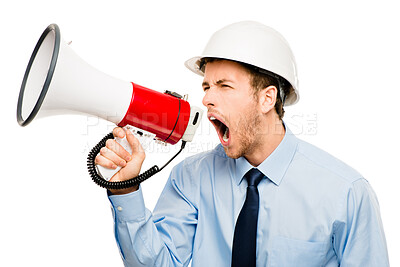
[113,127,122,136]
[95,155,102,164]
[100,147,107,155]
[106,139,115,149]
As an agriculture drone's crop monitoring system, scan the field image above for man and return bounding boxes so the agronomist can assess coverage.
[95,21,389,266]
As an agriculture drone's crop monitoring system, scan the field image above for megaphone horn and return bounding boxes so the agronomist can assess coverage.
[17,24,203,189]
[17,24,202,144]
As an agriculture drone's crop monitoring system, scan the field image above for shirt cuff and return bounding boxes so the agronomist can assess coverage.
[108,186,146,222]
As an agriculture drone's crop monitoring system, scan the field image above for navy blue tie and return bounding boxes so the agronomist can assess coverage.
[231,168,265,267]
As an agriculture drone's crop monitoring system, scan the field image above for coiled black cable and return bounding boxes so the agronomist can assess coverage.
[87,132,186,190]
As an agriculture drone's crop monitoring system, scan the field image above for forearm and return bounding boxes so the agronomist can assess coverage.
[108,187,186,266]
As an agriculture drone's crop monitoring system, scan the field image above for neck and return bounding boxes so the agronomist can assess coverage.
[244,117,285,167]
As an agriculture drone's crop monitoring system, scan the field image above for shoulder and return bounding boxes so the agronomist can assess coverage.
[177,144,229,170]
[293,138,363,185]
[166,144,230,204]
[169,144,229,182]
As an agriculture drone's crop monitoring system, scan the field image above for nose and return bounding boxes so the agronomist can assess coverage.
[202,87,216,107]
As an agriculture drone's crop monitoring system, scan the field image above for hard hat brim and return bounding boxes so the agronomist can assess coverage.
[184,56,205,76]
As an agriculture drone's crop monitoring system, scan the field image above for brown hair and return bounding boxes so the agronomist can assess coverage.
[199,58,291,120]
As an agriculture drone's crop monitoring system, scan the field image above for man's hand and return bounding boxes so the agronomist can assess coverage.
[95,127,145,195]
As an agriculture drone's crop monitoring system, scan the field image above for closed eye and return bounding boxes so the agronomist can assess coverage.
[219,84,235,90]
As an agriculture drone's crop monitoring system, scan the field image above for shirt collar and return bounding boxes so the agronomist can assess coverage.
[234,124,298,186]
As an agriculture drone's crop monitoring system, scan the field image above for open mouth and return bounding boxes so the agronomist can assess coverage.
[209,115,230,145]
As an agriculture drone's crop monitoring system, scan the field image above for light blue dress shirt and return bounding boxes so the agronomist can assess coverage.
[108,127,389,266]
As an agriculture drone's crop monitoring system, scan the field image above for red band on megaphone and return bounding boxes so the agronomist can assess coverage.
[118,83,191,144]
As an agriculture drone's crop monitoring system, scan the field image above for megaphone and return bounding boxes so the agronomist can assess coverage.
[17,24,203,189]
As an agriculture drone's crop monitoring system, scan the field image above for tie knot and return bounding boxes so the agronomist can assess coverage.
[244,168,264,187]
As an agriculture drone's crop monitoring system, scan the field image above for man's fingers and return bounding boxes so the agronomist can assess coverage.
[95,154,118,169]
[113,127,125,139]
[105,139,132,162]
[99,146,127,167]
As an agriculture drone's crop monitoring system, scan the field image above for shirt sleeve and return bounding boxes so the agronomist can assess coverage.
[108,163,197,267]
[333,178,389,266]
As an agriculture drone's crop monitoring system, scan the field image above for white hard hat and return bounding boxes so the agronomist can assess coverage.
[185,21,299,106]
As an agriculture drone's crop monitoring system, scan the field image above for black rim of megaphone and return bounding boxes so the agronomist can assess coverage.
[17,24,61,126]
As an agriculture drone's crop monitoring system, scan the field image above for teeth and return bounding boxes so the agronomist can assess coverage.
[223,127,229,142]
[210,116,216,121]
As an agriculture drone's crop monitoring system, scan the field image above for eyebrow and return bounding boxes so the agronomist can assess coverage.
[202,79,234,87]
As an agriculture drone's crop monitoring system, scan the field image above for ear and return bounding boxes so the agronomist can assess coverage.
[258,85,278,114]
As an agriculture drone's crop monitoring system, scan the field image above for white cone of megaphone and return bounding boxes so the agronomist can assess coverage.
[17,24,203,183]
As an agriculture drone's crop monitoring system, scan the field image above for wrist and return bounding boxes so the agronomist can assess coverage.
[109,185,139,195]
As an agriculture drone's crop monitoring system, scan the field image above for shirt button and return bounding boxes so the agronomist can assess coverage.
[117,206,123,211]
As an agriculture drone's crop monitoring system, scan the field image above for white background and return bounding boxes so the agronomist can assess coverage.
[1,0,399,266]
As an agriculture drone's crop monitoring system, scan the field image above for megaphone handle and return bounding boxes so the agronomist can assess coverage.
[87,130,187,190]
[95,126,156,181]
[94,135,131,181]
